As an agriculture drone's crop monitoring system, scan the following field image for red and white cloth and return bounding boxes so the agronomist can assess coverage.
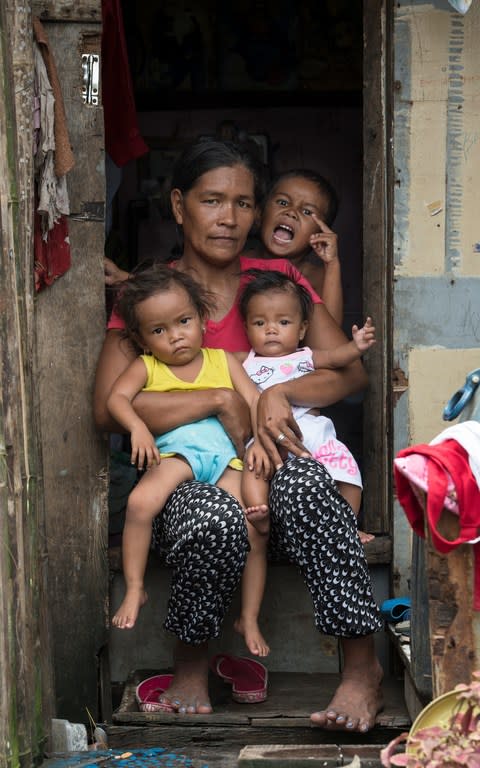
[394,421,480,608]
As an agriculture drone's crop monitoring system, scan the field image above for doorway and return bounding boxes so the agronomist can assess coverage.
[106,0,391,539]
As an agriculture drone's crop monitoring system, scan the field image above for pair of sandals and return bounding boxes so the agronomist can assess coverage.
[136,654,268,712]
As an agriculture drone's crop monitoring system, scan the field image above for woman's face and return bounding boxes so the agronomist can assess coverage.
[260,176,330,261]
[171,164,257,268]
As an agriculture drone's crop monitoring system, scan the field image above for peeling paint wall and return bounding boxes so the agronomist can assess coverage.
[393,1,480,591]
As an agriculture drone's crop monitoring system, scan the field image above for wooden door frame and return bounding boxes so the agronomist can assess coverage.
[362,0,393,539]
[32,0,109,725]
[0,0,55,760]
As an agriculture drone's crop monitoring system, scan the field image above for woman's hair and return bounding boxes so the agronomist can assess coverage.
[115,263,216,341]
[268,169,339,226]
[239,269,313,323]
[171,138,266,206]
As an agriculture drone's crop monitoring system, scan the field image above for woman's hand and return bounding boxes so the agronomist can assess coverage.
[256,386,310,469]
[104,257,130,286]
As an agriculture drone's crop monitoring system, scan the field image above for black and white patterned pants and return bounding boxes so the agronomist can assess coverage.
[152,457,383,645]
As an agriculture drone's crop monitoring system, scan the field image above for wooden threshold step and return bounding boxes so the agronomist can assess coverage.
[107,670,409,751]
[238,744,383,767]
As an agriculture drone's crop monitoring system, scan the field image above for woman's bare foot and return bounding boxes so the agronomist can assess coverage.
[234,615,270,657]
[359,530,375,545]
[245,505,270,535]
[158,641,213,714]
[112,587,147,629]
[311,652,383,733]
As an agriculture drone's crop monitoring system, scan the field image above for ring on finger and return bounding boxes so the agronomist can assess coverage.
[276,432,287,444]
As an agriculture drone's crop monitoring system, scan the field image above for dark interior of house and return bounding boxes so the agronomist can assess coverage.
[108,0,365,502]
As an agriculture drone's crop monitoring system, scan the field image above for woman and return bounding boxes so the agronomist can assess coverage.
[94,139,383,731]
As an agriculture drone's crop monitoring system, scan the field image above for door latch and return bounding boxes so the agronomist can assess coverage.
[82,53,100,105]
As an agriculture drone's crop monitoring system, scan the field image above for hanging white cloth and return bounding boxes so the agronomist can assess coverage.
[430,420,480,488]
[33,41,70,236]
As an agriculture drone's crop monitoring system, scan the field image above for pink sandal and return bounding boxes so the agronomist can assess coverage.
[211,654,268,703]
[135,673,175,712]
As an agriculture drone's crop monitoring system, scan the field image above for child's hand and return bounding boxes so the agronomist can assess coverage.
[130,424,161,469]
[352,316,376,353]
[246,441,272,480]
[309,213,339,265]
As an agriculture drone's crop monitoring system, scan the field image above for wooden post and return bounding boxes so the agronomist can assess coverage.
[426,515,479,697]
[0,0,55,764]
[32,0,109,724]
[362,0,393,535]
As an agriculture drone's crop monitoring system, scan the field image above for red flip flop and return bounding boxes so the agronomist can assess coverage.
[135,673,175,712]
[211,654,268,703]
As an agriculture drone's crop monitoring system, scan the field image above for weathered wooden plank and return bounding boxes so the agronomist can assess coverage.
[425,513,478,698]
[238,744,382,767]
[32,0,101,23]
[34,14,109,723]
[362,0,392,534]
[363,535,392,564]
[113,711,251,726]
[106,723,404,750]
[410,537,433,701]
[0,0,55,764]
[111,670,410,755]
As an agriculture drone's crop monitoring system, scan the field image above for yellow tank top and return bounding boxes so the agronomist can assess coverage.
[141,348,234,393]
[141,348,242,470]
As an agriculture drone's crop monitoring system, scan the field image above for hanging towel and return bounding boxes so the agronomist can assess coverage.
[101,0,149,167]
[394,439,480,609]
[33,17,75,177]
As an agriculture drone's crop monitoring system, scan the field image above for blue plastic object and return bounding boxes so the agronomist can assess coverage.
[42,748,208,768]
[443,368,480,422]
[380,597,412,623]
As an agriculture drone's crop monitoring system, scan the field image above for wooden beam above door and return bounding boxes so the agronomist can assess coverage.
[33,0,101,23]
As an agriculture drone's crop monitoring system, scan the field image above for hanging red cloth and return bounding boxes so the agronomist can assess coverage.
[33,18,73,291]
[34,206,71,292]
[101,0,149,167]
[394,439,480,609]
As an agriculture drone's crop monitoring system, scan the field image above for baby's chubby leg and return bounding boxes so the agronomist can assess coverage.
[113,457,192,629]
[217,468,270,657]
[337,482,375,545]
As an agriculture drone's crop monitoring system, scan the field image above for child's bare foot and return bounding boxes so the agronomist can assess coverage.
[359,530,375,545]
[245,505,270,535]
[234,615,270,657]
[158,641,212,714]
[112,587,147,629]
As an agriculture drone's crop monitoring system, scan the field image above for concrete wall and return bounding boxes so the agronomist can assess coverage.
[393,0,480,592]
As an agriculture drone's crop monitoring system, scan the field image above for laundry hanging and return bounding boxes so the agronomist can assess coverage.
[394,426,480,609]
[33,17,75,291]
